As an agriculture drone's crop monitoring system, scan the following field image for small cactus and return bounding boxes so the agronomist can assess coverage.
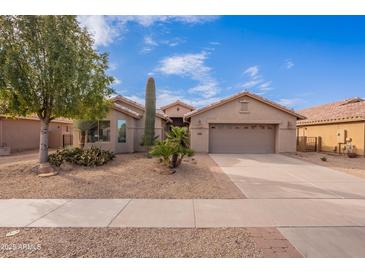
[144,76,156,148]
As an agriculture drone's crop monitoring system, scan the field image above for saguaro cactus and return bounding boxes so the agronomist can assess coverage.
[144,76,156,148]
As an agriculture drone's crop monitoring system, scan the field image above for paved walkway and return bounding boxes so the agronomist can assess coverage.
[1,198,365,228]
[209,154,365,257]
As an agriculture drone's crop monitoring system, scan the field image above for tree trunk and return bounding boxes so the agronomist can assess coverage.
[39,119,49,163]
[80,131,86,149]
[171,153,178,168]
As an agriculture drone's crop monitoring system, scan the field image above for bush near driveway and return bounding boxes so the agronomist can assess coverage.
[150,126,194,169]
[49,147,115,167]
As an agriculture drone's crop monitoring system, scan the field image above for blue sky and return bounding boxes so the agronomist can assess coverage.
[79,16,365,110]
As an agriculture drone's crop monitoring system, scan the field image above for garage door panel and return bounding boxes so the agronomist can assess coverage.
[209,124,275,154]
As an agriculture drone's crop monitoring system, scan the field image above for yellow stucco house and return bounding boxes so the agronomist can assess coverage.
[297,97,365,157]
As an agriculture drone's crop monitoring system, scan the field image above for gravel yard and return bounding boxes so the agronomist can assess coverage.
[0,227,300,258]
[0,153,243,199]
[285,152,365,180]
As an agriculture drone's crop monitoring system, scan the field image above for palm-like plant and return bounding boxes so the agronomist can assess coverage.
[167,127,193,168]
[149,140,175,167]
[75,120,97,149]
[149,126,194,168]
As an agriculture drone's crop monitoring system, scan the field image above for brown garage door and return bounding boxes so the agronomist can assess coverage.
[209,124,275,153]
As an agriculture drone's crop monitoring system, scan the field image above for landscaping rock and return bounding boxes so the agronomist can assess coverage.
[60,162,73,171]
[38,171,58,178]
[38,163,54,174]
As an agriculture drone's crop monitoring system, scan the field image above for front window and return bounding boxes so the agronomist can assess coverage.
[117,120,127,143]
[87,120,110,143]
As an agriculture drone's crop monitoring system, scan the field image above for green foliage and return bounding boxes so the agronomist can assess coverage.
[149,140,176,167]
[139,134,159,146]
[149,126,194,168]
[49,146,115,167]
[143,77,156,147]
[0,16,114,163]
[75,120,97,148]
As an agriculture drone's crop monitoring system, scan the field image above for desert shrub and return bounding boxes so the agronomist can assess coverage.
[149,140,177,167]
[149,126,194,168]
[49,147,115,167]
[320,156,327,162]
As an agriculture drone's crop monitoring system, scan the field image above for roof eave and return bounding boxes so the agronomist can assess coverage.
[184,91,305,119]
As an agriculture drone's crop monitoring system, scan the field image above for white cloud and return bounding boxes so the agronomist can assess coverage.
[156,52,210,79]
[285,59,295,69]
[78,16,219,48]
[141,35,159,53]
[244,66,259,78]
[209,41,221,46]
[113,77,122,85]
[156,89,221,108]
[78,16,119,47]
[241,65,273,92]
[108,62,118,71]
[120,16,219,27]
[188,81,219,99]
[155,51,219,98]
[242,79,263,89]
[144,35,158,47]
[276,98,304,108]
[141,36,184,54]
[258,81,273,91]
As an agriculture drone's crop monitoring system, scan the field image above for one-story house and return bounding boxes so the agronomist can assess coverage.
[160,100,195,127]
[0,115,73,153]
[297,97,365,156]
[184,92,305,154]
[74,95,171,153]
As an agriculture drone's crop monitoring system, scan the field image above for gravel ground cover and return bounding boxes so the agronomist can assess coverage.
[0,227,301,258]
[0,153,243,199]
[285,152,365,180]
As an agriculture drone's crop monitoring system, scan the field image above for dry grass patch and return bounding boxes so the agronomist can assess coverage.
[0,153,243,199]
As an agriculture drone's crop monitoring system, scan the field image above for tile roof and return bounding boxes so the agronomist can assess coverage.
[160,100,195,111]
[0,114,73,124]
[297,97,365,126]
[184,91,306,119]
[112,103,142,119]
[111,95,172,122]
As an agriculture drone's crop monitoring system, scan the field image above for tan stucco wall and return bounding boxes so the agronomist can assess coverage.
[163,104,193,118]
[297,121,365,156]
[0,118,71,152]
[74,108,167,153]
[189,95,297,153]
[133,114,166,152]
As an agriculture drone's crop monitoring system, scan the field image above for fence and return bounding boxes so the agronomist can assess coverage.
[62,134,73,147]
[297,136,321,152]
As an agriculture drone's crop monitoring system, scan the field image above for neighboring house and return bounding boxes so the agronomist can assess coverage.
[160,100,195,127]
[0,115,73,153]
[297,97,365,156]
[74,95,171,153]
[184,92,305,154]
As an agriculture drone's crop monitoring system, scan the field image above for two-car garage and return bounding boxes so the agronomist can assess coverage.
[185,92,305,154]
[209,123,276,154]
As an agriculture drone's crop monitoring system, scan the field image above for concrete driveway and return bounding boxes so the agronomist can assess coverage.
[210,153,365,257]
[210,153,365,199]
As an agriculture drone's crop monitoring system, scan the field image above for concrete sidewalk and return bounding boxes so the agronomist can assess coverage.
[1,198,365,228]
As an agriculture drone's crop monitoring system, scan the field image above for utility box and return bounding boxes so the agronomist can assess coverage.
[336,129,346,143]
